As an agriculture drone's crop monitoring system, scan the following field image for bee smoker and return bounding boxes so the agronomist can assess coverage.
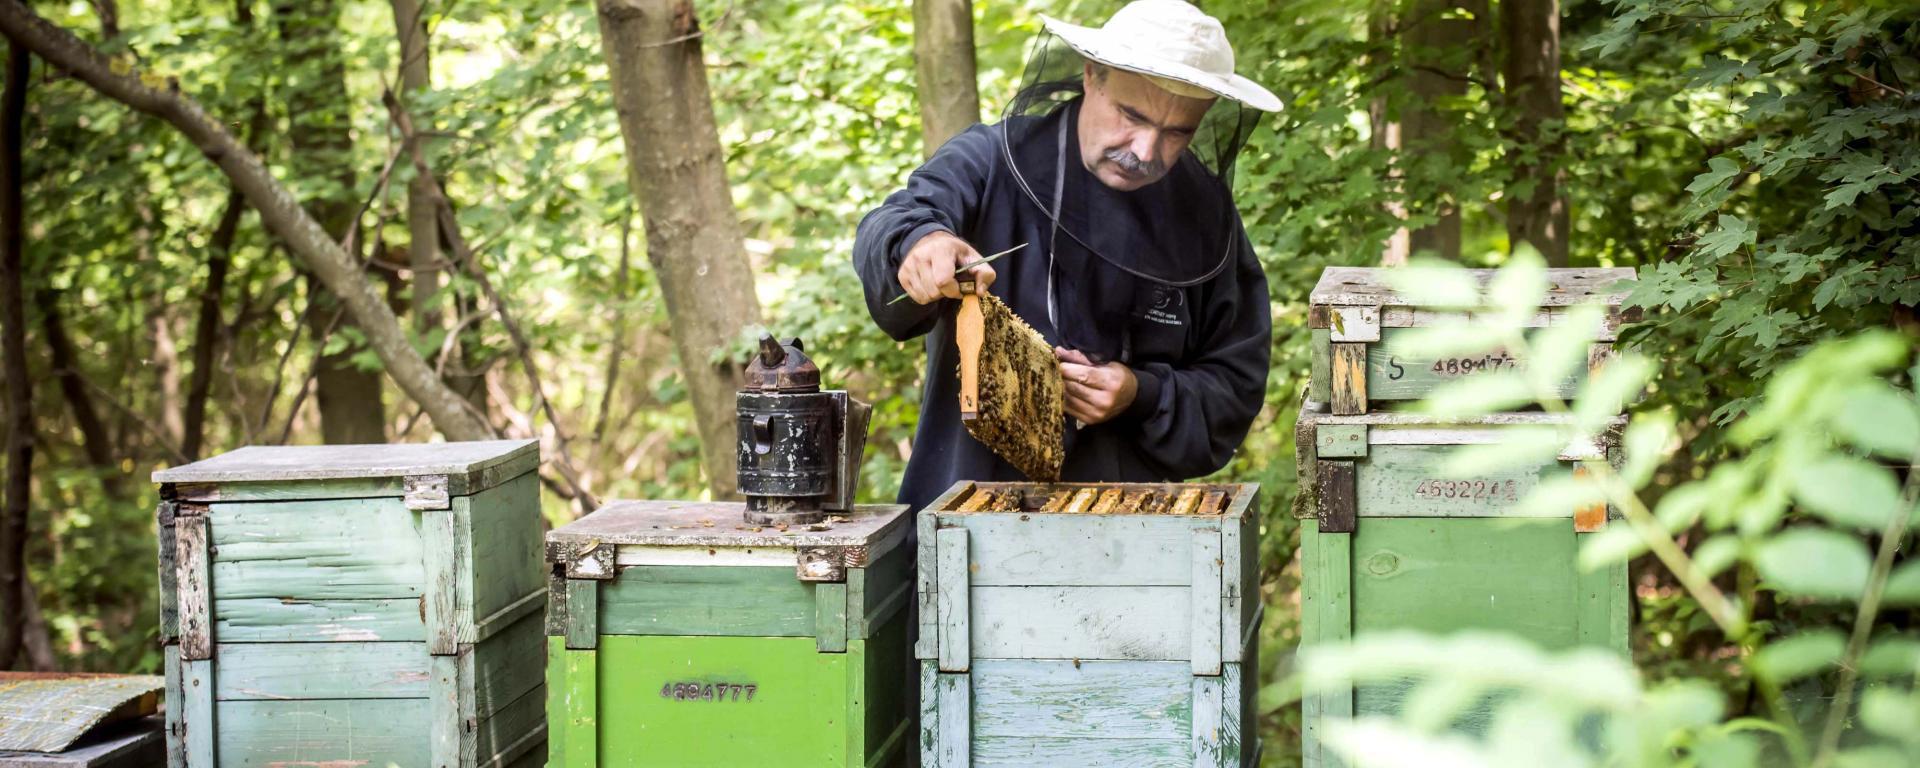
[736,335,871,525]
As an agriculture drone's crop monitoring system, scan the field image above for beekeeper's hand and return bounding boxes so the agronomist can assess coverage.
[898,231,996,304]
[1056,347,1137,425]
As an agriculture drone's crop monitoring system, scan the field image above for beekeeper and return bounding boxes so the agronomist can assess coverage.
[854,0,1279,510]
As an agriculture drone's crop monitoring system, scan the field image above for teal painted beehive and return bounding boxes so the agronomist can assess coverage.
[1293,402,1630,767]
[916,481,1261,768]
[153,440,547,768]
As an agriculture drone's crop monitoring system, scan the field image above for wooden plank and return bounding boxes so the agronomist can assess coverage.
[1573,465,1607,532]
[1193,675,1224,768]
[972,586,1189,661]
[1309,329,1331,403]
[1300,525,1352,768]
[460,471,544,641]
[816,581,849,653]
[153,439,536,486]
[212,698,428,767]
[1316,461,1356,534]
[213,641,427,701]
[564,579,597,650]
[969,659,1191,740]
[474,683,546,767]
[1221,506,1245,664]
[1356,445,1558,518]
[853,537,914,639]
[208,498,424,600]
[595,565,813,637]
[1328,306,1380,342]
[156,502,179,645]
[214,597,424,643]
[1331,343,1367,415]
[915,506,939,660]
[473,609,548,718]
[614,544,796,568]
[1316,424,1368,458]
[1222,662,1245,768]
[972,737,1188,767]
[429,653,463,767]
[1191,528,1223,676]
[473,588,546,645]
[936,672,969,768]
[179,659,214,768]
[559,649,597,768]
[163,647,182,768]
[1353,518,1577,649]
[422,508,461,655]
[172,476,406,503]
[1577,549,1630,655]
[919,661,939,768]
[936,527,970,672]
[0,717,163,767]
[945,513,1201,586]
[175,516,211,662]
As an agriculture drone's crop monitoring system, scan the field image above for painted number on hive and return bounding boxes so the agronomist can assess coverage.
[660,682,756,702]
[1414,479,1519,502]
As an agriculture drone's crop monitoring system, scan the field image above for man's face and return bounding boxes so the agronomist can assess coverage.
[1078,64,1215,192]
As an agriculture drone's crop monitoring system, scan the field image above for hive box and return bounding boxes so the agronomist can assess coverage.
[1294,402,1630,767]
[153,440,547,768]
[1307,266,1637,414]
[544,500,914,767]
[916,481,1261,768]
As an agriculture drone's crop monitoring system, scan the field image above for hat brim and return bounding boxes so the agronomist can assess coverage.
[1040,15,1283,113]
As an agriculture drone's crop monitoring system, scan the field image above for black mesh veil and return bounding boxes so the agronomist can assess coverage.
[998,31,1262,291]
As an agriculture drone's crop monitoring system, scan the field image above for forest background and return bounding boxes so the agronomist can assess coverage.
[0,0,1914,763]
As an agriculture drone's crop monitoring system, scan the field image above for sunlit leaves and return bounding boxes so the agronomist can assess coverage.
[1755,528,1871,601]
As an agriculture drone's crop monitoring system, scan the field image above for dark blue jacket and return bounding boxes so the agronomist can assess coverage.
[853,103,1272,512]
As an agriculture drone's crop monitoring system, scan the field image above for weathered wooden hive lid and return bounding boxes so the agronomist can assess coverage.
[548,500,909,551]
[1310,266,1637,308]
[151,439,538,492]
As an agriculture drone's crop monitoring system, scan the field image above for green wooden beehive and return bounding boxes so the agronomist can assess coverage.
[1293,402,1630,767]
[917,481,1261,768]
[153,440,547,768]
[544,500,913,767]
[1307,266,1638,415]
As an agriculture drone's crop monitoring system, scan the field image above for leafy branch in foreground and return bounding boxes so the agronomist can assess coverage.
[1285,250,1919,767]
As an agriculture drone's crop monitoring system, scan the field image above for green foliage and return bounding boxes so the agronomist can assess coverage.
[1283,254,1920,766]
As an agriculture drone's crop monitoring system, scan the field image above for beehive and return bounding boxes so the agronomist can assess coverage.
[152,440,547,768]
[1308,266,1638,414]
[544,500,914,767]
[916,481,1261,767]
[1293,402,1630,767]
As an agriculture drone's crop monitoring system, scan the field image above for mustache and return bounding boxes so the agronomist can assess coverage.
[1103,148,1166,177]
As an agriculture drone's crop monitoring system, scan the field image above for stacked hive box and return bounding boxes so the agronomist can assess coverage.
[153,441,547,768]
[1296,267,1636,767]
[917,481,1260,767]
[544,500,914,767]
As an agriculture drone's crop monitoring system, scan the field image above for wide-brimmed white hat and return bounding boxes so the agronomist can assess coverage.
[1041,0,1282,112]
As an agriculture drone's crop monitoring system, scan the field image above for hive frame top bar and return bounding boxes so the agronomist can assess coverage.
[550,500,910,548]
[151,438,538,483]
[934,480,1258,519]
[1310,266,1636,307]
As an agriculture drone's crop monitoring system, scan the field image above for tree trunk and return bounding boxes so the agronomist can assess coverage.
[38,289,114,469]
[276,0,385,444]
[1500,0,1569,265]
[390,0,441,334]
[1400,0,1483,262]
[912,0,978,157]
[592,0,762,499]
[0,25,32,671]
[1369,0,1410,266]
[183,194,240,460]
[0,1,495,442]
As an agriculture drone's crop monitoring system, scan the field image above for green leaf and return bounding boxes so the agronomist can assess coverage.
[1622,412,1677,488]
[1417,371,1536,417]
[1881,561,1920,607]
[1694,534,1742,579]
[1792,456,1902,531]
[1573,354,1653,433]
[1751,629,1844,681]
[1384,259,1481,309]
[1579,525,1647,570]
[1525,303,1604,395]
[1697,215,1755,259]
[1859,637,1920,678]
[1859,688,1920,744]
[1685,156,1743,197]
[1438,427,1569,475]
[1755,528,1872,600]
[1489,246,1548,331]
[1835,382,1920,461]
[1384,320,1509,360]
